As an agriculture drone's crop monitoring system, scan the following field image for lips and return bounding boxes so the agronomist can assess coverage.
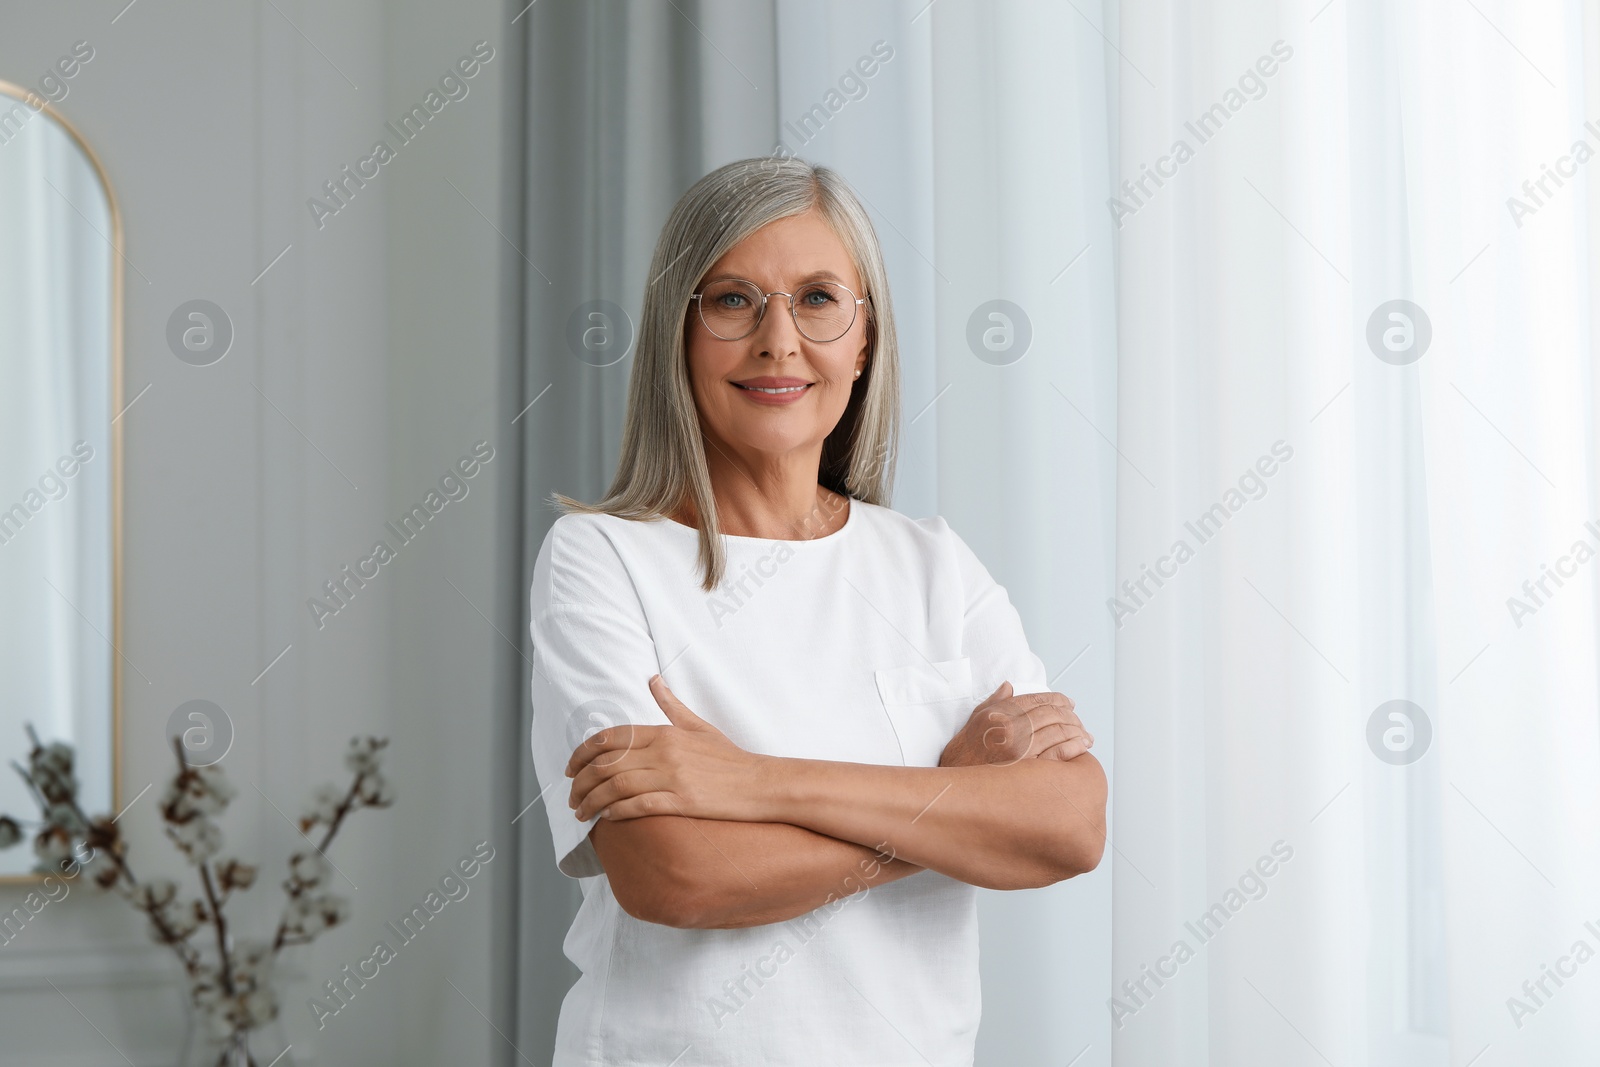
[731,376,812,395]
[734,383,811,394]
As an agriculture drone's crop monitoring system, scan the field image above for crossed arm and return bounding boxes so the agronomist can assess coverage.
[571,676,1107,929]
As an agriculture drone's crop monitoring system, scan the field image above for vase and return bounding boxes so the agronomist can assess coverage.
[178,992,298,1067]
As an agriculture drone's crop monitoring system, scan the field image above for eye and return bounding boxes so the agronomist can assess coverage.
[799,285,840,306]
[715,291,751,309]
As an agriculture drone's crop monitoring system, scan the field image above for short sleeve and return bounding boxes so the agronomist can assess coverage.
[943,519,1051,699]
[528,515,670,879]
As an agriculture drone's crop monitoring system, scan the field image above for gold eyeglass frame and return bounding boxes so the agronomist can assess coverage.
[688,278,870,343]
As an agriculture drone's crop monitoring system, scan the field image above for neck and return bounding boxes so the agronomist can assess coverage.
[676,445,847,540]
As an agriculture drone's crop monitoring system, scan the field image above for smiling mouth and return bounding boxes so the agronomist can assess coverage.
[733,383,812,394]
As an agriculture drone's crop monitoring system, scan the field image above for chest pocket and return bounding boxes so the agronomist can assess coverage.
[873,656,975,767]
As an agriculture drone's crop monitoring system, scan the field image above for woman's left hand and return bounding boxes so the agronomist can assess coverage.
[565,675,771,823]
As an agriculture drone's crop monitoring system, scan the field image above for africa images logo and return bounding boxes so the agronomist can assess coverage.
[1107,40,1294,228]
[306,441,494,630]
[306,41,495,231]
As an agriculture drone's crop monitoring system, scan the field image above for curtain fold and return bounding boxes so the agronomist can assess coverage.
[1113,0,1600,1063]
[1407,1,1600,1059]
[512,3,779,1062]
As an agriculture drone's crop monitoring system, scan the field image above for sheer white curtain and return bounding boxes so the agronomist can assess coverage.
[513,0,1600,1063]
[1113,0,1600,1064]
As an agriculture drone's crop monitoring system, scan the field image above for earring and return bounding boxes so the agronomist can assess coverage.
[853,369,862,379]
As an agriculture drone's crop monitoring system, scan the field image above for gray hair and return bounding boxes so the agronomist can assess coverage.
[552,156,900,591]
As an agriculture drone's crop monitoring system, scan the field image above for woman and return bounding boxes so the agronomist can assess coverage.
[528,156,1106,1067]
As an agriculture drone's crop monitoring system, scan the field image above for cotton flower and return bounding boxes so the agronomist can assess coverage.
[356,772,395,808]
[31,824,76,875]
[204,985,282,1036]
[215,857,258,892]
[79,846,121,891]
[344,736,387,776]
[139,887,205,945]
[315,893,351,928]
[280,895,322,938]
[201,765,236,803]
[34,741,74,777]
[288,850,332,889]
[300,783,344,828]
[165,817,223,865]
[135,878,179,910]
[28,742,77,804]
[231,939,274,985]
[299,892,350,933]
[44,802,86,835]
[160,898,206,940]
[161,765,237,823]
[188,965,224,1009]
[279,890,349,940]
[239,987,280,1028]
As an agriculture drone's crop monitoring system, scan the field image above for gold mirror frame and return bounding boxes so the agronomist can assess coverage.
[0,79,124,886]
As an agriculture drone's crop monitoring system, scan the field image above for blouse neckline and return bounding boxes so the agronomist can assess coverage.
[658,494,859,546]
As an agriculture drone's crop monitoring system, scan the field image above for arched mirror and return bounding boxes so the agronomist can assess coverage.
[0,81,122,882]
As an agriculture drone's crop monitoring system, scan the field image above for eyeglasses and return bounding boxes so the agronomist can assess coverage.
[688,278,869,343]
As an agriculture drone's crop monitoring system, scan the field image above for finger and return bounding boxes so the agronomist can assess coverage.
[1009,690,1076,714]
[1009,693,1088,742]
[571,761,657,817]
[584,792,681,822]
[1036,736,1093,761]
[1019,701,1087,739]
[650,675,709,730]
[1036,727,1093,761]
[564,723,657,778]
[567,756,622,813]
[978,703,1055,736]
[977,705,1091,759]
[565,729,633,778]
[573,767,656,821]
[1026,721,1090,757]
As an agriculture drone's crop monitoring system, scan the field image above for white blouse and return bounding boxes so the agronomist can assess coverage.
[528,498,1049,1067]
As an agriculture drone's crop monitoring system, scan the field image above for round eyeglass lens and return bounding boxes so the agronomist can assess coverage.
[697,279,858,342]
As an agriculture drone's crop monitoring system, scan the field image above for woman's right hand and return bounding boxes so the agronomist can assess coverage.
[937,682,1093,768]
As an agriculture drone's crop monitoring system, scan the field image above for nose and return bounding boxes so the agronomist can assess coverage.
[750,294,804,359]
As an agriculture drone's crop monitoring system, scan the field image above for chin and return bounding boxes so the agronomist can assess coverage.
[732,427,816,451]
[720,417,820,450]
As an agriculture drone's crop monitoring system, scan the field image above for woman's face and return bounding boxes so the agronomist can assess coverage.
[683,208,870,468]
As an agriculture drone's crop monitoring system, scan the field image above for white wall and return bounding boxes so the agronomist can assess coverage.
[0,2,516,1063]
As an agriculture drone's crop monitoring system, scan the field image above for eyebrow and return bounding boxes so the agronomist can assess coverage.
[700,269,850,286]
